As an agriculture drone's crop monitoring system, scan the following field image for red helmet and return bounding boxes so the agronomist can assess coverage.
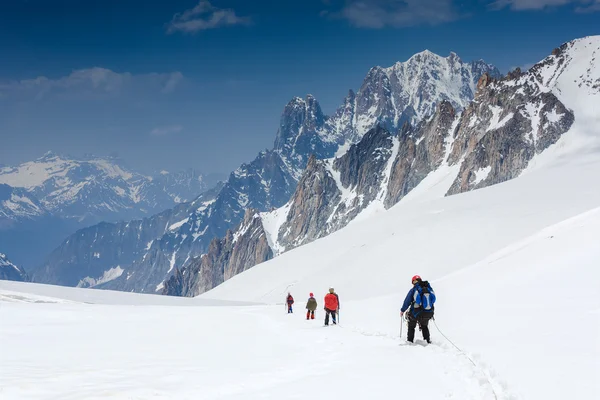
[309,292,314,297]
[411,275,421,283]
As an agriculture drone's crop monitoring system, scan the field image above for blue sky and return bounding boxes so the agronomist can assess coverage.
[1,0,598,175]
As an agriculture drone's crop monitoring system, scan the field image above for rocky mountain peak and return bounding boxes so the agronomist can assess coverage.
[38,150,59,161]
[436,99,456,118]
[476,72,494,91]
[274,95,335,178]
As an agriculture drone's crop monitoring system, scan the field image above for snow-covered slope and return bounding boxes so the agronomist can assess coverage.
[0,253,28,281]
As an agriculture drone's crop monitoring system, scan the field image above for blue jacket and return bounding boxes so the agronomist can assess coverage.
[401,284,434,317]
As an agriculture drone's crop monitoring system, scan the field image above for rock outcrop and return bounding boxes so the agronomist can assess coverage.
[162,209,272,297]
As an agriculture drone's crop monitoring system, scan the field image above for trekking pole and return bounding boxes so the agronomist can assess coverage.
[400,314,403,338]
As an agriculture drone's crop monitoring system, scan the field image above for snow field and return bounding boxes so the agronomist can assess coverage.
[1,298,506,400]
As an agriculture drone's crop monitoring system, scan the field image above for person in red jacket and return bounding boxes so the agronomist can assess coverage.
[324,287,339,325]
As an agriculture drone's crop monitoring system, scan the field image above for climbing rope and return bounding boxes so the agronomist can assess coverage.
[432,318,500,400]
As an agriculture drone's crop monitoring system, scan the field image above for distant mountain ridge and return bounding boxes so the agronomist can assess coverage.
[0,152,216,268]
[0,152,211,223]
[35,49,501,293]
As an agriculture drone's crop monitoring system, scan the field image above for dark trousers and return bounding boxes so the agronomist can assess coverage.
[324,308,337,325]
[407,311,433,342]
[306,310,315,319]
[287,304,293,313]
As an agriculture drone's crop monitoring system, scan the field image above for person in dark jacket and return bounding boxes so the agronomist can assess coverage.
[324,287,339,325]
[286,292,294,313]
[400,275,435,343]
[306,293,317,320]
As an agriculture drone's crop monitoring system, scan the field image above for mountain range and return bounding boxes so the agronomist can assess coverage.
[162,36,598,296]
[0,152,220,268]
[28,49,502,291]
[22,35,600,296]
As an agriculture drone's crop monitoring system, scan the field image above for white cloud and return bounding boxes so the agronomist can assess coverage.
[490,0,599,11]
[324,0,459,28]
[167,1,252,34]
[162,72,184,93]
[0,68,184,101]
[150,125,183,137]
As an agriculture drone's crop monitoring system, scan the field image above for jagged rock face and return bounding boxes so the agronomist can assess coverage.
[0,253,28,282]
[325,90,358,144]
[385,101,458,207]
[224,212,272,280]
[354,67,398,133]
[446,70,574,195]
[276,156,342,251]
[162,209,272,297]
[277,126,397,251]
[334,126,395,190]
[384,129,419,208]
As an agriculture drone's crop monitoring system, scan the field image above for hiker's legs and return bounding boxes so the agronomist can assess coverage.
[310,311,315,319]
[407,313,417,342]
[418,313,433,342]
[324,310,330,325]
[332,310,337,324]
